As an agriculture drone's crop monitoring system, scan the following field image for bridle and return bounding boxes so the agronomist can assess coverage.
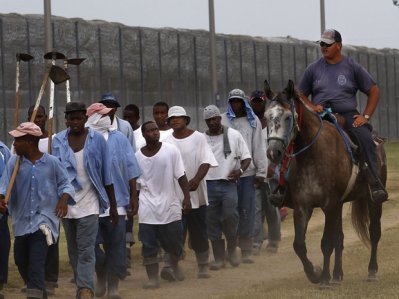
[267,93,324,158]
[266,93,299,151]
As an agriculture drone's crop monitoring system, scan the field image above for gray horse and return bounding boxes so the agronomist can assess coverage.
[264,80,386,287]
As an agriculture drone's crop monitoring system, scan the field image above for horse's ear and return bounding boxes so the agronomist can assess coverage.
[264,80,273,100]
[285,80,296,98]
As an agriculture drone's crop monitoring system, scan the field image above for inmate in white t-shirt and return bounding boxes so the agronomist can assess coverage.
[164,131,218,208]
[135,142,186,224]
[204,127,251,180]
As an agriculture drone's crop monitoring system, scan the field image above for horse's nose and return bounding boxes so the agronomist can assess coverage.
[267,147,283,164]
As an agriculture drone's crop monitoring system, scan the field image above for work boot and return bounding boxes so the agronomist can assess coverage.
[196,251,210,279]
[77,288,93,299]
[241,250,254,264]
[143,263,160,289]
[94,272,106,297]
[266,240,279,253]
[371,183,388,204]
[107,273,121,299]
[160,255,185,282]
[45,281,57,296]
[210,239,225,271]
[26,288,44,299]
[226,237,241,267]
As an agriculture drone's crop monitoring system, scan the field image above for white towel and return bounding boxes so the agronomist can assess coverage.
[39,224,54,246]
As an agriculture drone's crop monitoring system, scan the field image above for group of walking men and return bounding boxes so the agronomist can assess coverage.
[0,27,388,299]
[0,90,281,299]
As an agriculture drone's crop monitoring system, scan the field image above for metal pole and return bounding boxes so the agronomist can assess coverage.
[209,0,219,107]
[44,0,52,52]
[320,0,326,34]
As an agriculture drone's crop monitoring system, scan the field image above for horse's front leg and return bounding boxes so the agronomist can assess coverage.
[293,206,321,284]
[320,205,343,288]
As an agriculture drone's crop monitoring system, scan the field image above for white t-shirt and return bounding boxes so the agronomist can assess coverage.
[164,131,218,208]
[204,128,251,180]
[134,126,146,151]
[65,149,99,219]
[135,142,186,224]
[134,127,173,152]
[159,128,173,140]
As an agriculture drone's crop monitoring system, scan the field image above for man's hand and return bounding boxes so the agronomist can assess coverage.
[227,169,241,183]
[313,104,324,113]
[352,114,368,127]
[254,176,265,188]
[54,194,69,218]
[110,205,119,228]
[127,196,139,218]
[0,198,7,214]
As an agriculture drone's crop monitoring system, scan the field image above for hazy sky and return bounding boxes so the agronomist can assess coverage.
[1,0,399,49]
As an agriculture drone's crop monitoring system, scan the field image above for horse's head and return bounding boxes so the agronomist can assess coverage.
[264,80,298,164]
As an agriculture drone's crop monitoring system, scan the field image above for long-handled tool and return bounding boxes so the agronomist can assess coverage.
[14,53,34,129]
[44,51,66,153]
[4,63,69,205]
[64,57,86,103]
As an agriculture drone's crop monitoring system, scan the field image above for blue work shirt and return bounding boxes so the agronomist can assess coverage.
[52,128,113,214]
[0,153,75,239]
[0,141,11,221]
[108,130,140,207]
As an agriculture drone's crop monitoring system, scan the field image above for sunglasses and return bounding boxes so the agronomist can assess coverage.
[320,42,335,48]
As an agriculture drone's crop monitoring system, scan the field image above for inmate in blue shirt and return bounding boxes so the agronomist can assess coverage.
[108,130,140,207]
[52,127,113,213]
[0,153,75,239]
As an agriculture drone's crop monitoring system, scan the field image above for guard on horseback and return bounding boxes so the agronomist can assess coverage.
[297,29,388,205]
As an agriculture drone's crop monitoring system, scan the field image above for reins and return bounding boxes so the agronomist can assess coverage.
[287,97,324,158]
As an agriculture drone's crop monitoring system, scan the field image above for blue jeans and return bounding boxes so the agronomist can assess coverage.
[14,230,48,295]
[62,215,99,293]
[253,182,281,246]
[237,175,256,250]
[45,236,59,284]
[206,180,239,241]
[95,215,126,279]
[0,214,10,286]
[139,221,183,265]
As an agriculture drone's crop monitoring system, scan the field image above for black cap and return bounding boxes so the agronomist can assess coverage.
[250,90,266,101]
[65,102,87,114]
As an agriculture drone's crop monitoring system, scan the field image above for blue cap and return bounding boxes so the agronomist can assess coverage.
[99,92,120,107]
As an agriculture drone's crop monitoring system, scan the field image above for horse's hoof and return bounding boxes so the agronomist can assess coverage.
[330,278,342,285]
[366,273,378,282]
[319,283,333,290]
[313,265,323,276]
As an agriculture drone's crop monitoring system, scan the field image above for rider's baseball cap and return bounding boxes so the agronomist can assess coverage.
[317,29,342,45]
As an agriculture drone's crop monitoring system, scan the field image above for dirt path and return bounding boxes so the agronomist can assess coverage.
[4,189,398,299]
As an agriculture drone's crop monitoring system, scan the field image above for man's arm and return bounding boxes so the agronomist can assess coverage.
[127,178,139,217]
[54,193,70,218]
[353,84,380,127]
[178,174,191,214]
[299,93,324,113]
[227,158,251,182]
[105,184,119,227]
[188,163,210,191]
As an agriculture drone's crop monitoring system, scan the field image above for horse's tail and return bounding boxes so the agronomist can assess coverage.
[351,197,370,246]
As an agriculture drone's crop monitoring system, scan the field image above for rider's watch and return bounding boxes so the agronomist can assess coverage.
[363,114,370,120]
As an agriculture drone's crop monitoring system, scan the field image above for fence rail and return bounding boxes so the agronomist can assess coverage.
[1,13,398,144]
